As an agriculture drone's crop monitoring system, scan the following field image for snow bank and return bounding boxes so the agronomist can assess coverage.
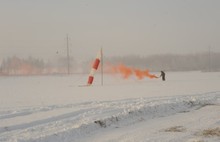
[0,92,219,142]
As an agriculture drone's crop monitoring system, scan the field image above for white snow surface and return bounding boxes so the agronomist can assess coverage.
[0,71,220,142]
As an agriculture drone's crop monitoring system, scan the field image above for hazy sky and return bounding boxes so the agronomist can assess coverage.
[0,0,220,61]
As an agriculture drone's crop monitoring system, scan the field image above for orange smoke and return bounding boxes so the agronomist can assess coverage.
[118,64,133,79]
[108,63,158,80]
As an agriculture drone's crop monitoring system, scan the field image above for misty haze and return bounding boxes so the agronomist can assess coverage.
[0,1,220,142]
[1,1,220,75]
[1,52,220,76]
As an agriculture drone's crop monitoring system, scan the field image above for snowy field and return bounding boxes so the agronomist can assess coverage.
[0,71,220,142]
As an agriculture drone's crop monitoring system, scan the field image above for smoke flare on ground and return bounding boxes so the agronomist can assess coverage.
[107,63,158,80]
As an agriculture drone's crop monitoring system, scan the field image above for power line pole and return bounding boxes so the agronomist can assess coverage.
[66,34,70,75]
[101,47,103,86]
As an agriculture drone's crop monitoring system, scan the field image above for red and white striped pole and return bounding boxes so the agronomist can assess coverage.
[87,50,101,85]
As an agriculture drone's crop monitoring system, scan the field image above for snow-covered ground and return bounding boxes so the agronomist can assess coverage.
[0,71,220,142]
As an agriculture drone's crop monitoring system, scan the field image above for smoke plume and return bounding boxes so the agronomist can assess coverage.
[108,63,158,80]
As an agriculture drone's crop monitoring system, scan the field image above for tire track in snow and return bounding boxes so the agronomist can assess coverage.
[0,102,98,120]
[0,101,123,141]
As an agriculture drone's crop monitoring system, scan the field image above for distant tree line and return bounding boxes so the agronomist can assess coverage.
[104,52,220,72]
[0,56,76,75]
[1,52,220,76]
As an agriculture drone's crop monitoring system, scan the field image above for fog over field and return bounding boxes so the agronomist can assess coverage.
[0,1,220,142]
[0,0,220,62]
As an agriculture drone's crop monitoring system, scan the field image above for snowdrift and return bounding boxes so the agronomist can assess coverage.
[0,92,219,142]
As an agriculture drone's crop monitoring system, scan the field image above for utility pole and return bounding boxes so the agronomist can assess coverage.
[66,34,70,75]
[101,47,103,86]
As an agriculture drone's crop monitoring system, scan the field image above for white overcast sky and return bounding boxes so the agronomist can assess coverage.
[0,0,220,61]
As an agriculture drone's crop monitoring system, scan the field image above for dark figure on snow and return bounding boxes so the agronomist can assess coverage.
[160,71,165,81]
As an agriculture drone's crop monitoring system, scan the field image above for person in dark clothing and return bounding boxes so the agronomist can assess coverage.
[160,71,165,81]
